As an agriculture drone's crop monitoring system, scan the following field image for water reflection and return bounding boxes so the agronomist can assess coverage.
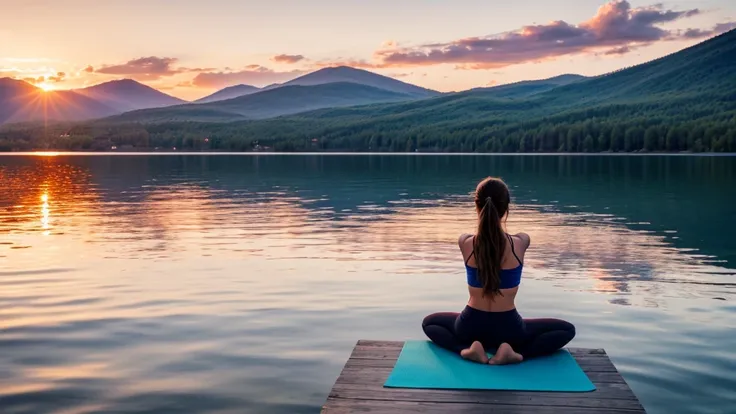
[0,154,734,414]
[40,193,50,235]
[2,155,734,304]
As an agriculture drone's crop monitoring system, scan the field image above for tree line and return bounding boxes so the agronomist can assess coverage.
[2,99,735,153]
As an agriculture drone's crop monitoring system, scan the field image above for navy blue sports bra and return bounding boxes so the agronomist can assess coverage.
[465,234,523,289]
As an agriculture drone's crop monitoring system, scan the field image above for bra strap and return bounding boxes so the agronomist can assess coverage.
[507,233,522,265]
[465,250,475,265]
[464,235,475,265]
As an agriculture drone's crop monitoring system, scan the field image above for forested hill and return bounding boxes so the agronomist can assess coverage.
[1,29,735,153]
[538,26,736,104]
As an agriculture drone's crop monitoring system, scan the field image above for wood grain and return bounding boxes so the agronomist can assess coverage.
[321,340,646,413]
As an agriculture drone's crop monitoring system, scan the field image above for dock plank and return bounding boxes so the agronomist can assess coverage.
[321,340,645,413]
[322,398,644,414]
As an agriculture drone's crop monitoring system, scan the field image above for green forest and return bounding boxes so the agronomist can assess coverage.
[2,96,735,153]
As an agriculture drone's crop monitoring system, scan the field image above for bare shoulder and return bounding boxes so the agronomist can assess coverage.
[512,232,531,249]
[458,233,474,247]
[457,233,474,259]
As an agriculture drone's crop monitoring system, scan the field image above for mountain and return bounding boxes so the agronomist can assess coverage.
[466,74,587,98]
[539,28,736,105]
[75,79,185,112]
[0,78,116,125]
[108,82,417,123]
[291,28,736,122]
[195,66,439,105]
[0,78,185,125]
[195,84,261,104]
[4,29,736,153]
[269,66,440,98]
[101,28,736,152]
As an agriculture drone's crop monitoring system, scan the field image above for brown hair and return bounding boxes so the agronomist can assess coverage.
[473,177,510,296]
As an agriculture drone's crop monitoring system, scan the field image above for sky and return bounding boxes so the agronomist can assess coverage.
[1,0,734,100]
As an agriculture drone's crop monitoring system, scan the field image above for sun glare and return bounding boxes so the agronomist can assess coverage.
[37,82,55,92]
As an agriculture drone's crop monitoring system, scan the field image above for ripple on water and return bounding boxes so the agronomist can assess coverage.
[1,154,735,414]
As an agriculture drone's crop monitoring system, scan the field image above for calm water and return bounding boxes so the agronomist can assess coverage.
[1,154,735,414]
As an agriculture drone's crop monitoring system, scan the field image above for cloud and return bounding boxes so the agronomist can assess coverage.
[170,66,217,73]
[603,45,632,55]
[191,66,306,89]
[388,72,413,78]
[0,65,67,85]
[486,80,498,87]
[91,57,216,79]
[47,71,65,83]
[369,0,722,69]
[0,67,21,77]
[714,22,736,33]
[272,54,305,64]
[23,76,45,84]
[96,56,183,80]
[314,59,380,69]
[381,40,399,48]
[681,22,736,39]
[13,71,65,85]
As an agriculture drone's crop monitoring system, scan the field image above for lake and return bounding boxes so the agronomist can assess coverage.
[1,153,734,414]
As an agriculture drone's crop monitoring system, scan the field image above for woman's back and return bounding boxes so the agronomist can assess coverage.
[422,176,574,365]
[459,232,530,312]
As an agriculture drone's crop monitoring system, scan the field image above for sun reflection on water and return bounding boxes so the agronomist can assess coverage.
[40,192,50,235]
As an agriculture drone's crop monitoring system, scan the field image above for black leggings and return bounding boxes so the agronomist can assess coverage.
[422,306,575,359]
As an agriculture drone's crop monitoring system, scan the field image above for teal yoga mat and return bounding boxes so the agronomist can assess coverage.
[384,340,596,392]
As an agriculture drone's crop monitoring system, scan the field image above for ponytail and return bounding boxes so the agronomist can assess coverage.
[474,196,506,296]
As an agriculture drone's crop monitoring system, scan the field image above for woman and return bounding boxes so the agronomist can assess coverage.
[422,177,575,365]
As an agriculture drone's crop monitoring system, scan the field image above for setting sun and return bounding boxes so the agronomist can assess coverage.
[36,82,55,92]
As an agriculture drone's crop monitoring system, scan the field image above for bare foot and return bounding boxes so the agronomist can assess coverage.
[460,341,489,364]
[488,343,524,365]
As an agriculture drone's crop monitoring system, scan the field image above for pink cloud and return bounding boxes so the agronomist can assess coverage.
[96,56,183,80]
[272,54,306,64]
[368,1,730,69]
[183,67,217,72]
[191,66,306,89]
[93,57,215,81]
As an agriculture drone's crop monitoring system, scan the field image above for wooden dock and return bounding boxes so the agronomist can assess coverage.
[321,340,645,413]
